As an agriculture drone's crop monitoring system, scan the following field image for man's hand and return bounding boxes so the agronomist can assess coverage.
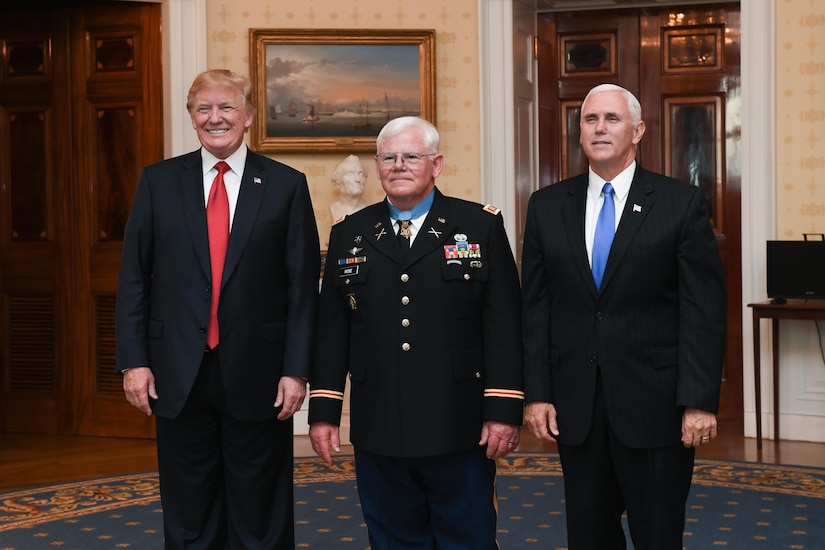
[524,401,560,442]
[681,407,717,448]
[274,376,307,421]
[479,421,521,459]
[122,367,157,416]
[309,422,341,467]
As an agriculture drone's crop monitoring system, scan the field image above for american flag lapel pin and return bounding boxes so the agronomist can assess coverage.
[633,203,642,213]
[253,176,262,185]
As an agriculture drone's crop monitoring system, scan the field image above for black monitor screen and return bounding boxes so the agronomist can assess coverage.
[766,240,825,301]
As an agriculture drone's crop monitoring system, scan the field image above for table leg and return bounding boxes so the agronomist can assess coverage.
[752,311,762,451]
[772,318,780,443]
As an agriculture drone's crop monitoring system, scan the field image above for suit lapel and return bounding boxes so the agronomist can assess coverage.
[561,176,595,293]
[363,190,455,266]
[599,166,655,291]
[222,153,265,288]
[406,189,455,267]
[363,203,404,263]
[180,151,211,281]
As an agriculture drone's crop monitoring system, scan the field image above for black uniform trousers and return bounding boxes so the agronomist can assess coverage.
[155,350,295,550]
[354,446,499,550]
[557,370,695,550]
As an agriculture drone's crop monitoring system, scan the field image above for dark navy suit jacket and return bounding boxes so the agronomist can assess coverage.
[116,148,320,421]
[521,166,726,448]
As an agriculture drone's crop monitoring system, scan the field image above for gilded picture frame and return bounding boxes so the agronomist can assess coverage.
[249,28,436,153]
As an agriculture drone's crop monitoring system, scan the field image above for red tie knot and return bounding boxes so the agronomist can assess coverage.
[214,161,230,175]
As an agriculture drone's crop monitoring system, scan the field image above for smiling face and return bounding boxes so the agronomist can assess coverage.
[189,83,253,159]
[579,90,645,181]
[375,128,443,211]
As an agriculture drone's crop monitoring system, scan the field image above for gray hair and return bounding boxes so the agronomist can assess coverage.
[376,116,440,154]
[581,84,642,126]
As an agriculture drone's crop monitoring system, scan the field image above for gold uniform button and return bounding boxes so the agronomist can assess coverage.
[401,296,410,305]
[402,343,411,352]
[401,273,410,282]
[401,318,411,327]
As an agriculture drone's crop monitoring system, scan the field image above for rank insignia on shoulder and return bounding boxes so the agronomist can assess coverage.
[483,204,501,215]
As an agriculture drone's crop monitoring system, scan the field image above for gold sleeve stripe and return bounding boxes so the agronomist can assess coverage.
[309,389,345,401]
[484,389,525,400]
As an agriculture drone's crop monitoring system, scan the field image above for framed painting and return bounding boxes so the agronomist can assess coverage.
[249,28,436,153]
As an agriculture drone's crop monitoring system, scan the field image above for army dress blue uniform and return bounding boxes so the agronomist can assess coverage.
[309,187,524,549]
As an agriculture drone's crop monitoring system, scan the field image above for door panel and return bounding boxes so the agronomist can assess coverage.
[536,4,743,419]
[0,3,162,437]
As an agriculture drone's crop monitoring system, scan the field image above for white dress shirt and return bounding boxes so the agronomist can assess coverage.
[201,145,248,230]
[584,161,635,267]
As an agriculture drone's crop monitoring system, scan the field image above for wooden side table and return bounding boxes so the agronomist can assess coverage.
[747,300,825,450]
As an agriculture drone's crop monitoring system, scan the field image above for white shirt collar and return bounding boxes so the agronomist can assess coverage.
[587,161,635,202]
[201,144,248,177]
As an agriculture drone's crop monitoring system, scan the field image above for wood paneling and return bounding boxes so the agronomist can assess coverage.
[0,3,163,438]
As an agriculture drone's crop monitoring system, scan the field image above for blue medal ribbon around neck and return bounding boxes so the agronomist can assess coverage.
[387,190,435,222]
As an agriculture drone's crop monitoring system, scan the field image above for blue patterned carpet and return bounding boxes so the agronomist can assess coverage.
[1,453,823,549]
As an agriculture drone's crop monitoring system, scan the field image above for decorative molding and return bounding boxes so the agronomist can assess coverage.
[741,0,778,440]
[161,0,207,159]
[479,0,517,250]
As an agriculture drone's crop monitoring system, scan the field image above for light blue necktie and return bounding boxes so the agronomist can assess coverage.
[592,182,615,290]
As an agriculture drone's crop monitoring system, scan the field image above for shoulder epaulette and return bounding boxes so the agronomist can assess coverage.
[483,204,501,215]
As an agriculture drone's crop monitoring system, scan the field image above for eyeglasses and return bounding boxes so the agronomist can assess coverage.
[375,152,437,166]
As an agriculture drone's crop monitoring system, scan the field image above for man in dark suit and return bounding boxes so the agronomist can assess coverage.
[116,69,319,549]
[308,116,524,550]
[522,84,726,550]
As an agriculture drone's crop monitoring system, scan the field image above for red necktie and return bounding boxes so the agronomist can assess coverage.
[206,161,230,349]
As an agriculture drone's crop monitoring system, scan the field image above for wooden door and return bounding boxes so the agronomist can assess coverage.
[0,2,163,437]
[536,3,743,419]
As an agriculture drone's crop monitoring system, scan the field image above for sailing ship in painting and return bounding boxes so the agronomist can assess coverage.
[265,92,418,137]
[302,103,320,123]
[351,102,370,129]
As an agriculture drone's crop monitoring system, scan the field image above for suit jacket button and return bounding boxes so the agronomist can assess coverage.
[590,355,597,363]
[401,318,411,327]
[402,342,411,351]
[401,273,410,282]
[596,311,604,320]
[199,326,207,334]
[401,296,410,305]
[464,273,470,280]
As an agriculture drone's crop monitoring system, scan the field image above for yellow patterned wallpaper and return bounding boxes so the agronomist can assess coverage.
[205,0,480,246]
[776,0,825,239]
